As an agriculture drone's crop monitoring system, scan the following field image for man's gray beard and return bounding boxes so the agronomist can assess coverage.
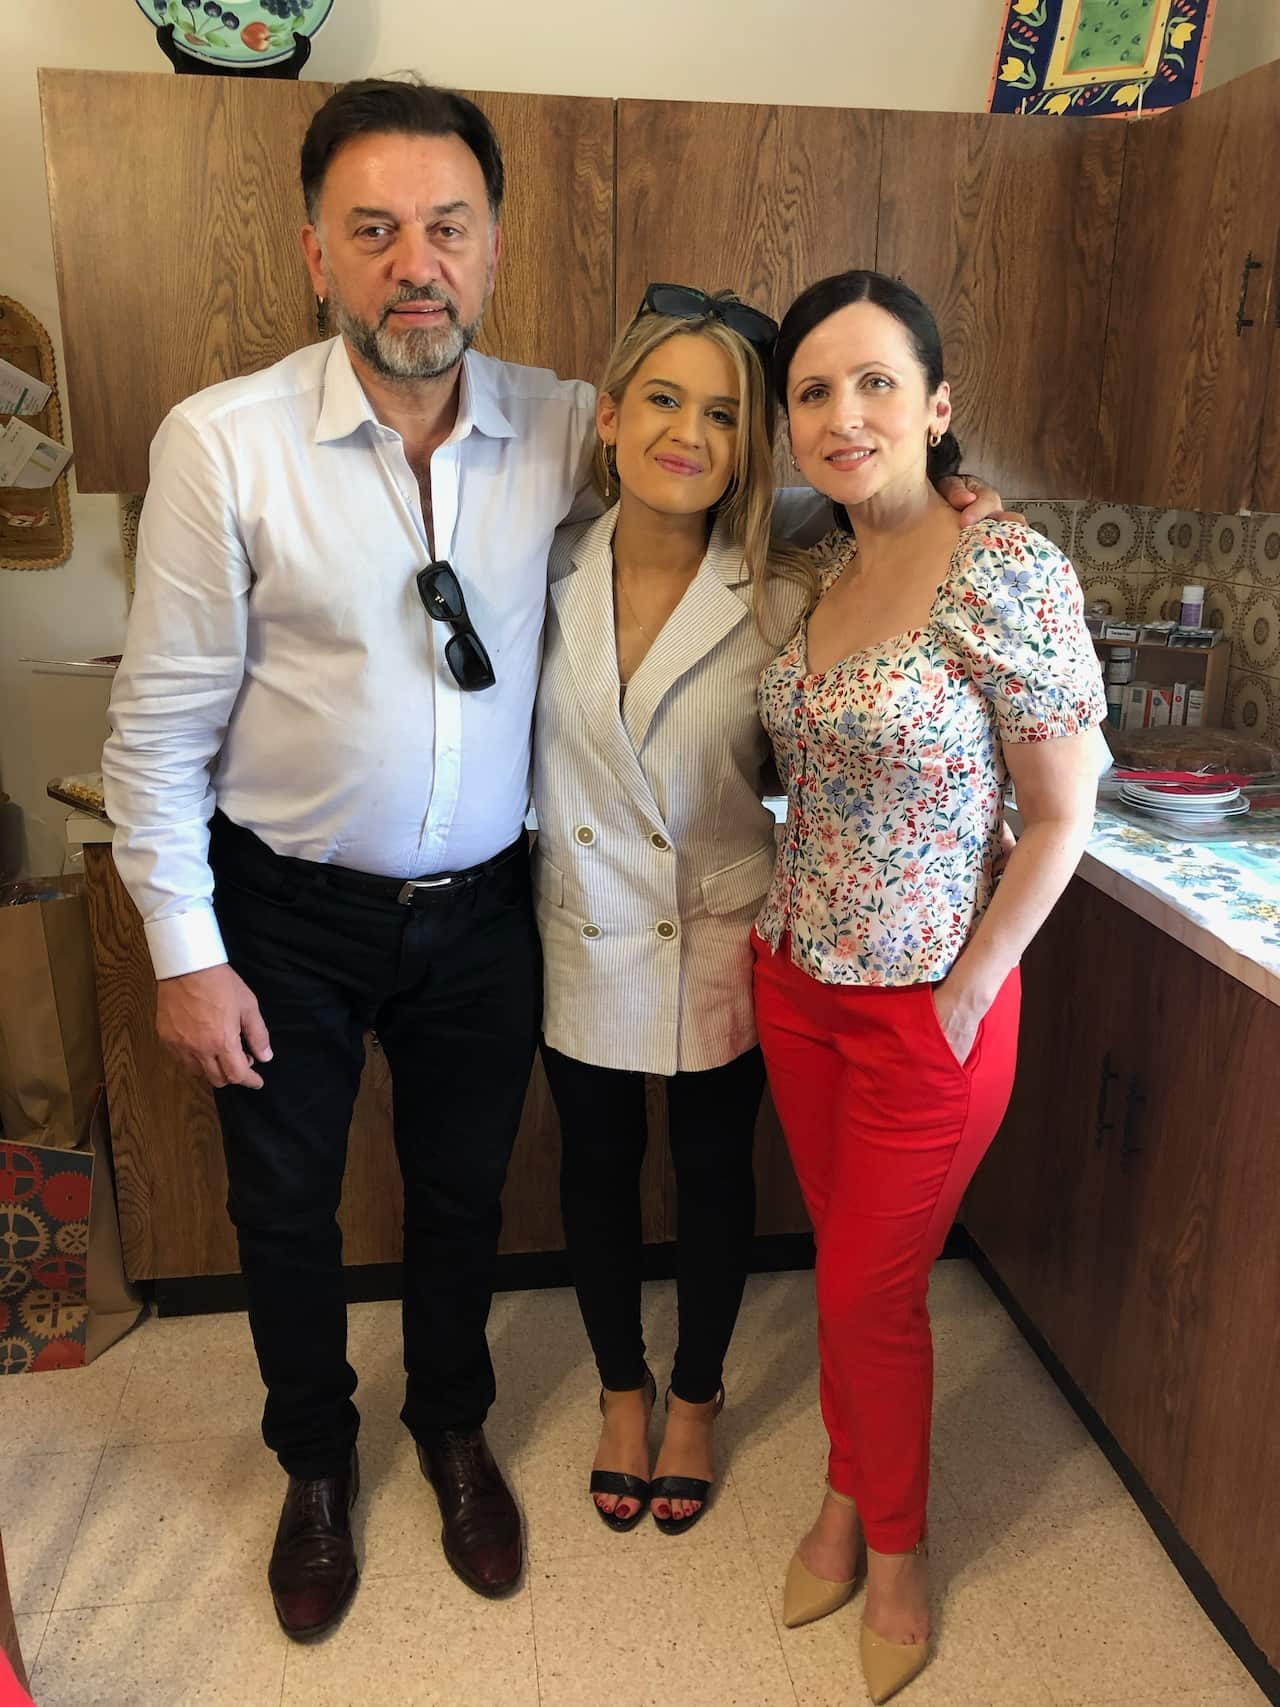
[332,293,483,381]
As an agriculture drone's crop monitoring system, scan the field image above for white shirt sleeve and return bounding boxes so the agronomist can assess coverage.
[101,410,251,980]
[561,395,605,526]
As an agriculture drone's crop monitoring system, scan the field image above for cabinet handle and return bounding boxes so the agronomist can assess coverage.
[1121,1073,1145,1171]
[1095,1050,1119,1150]
[1236,252,1262,336]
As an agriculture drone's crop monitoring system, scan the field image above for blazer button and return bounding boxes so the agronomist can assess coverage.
[649,832,671,851]
[654,920,678,941]
[581,923,602,940]
[575,825,596,846]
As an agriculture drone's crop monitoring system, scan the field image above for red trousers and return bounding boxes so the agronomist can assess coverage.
[752,932,1020,1552]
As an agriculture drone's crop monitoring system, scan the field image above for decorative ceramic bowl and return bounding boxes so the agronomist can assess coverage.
[134,0,335,70]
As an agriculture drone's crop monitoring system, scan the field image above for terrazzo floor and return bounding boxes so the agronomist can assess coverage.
[1,1262,1268,1706]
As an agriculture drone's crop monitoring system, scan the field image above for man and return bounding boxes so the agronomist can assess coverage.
[103,76,1001,1639]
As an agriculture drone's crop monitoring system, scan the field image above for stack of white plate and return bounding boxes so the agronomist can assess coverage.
[1118,780,1251,824]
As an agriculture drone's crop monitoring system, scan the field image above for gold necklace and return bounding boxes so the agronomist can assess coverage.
[617,571,653,642]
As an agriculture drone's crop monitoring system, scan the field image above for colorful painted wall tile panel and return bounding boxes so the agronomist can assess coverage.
[989,0,1215,117]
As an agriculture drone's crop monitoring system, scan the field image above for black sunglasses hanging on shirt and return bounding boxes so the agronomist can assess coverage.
[637,283,779,357]
[416,562,497,692]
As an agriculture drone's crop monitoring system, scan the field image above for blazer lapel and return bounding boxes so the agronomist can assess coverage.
[548,508,664,819]
[622,520,751,753]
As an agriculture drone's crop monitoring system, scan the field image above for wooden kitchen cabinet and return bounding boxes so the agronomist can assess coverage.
[876,110,1124,500]
[963,873,1280,1666]
[1176,982,1280,1670]
[39,70,615,493]
[615,99,883,332]
[1094,59,1280,512]
[1251,215,1280,513]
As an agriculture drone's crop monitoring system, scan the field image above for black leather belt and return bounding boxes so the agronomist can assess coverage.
[322,834,526,904]
[210,812,526,906]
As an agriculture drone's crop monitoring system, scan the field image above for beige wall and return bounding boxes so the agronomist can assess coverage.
[0,2,1275,873]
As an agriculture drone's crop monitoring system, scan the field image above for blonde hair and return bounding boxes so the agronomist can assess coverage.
[594,297,812,629]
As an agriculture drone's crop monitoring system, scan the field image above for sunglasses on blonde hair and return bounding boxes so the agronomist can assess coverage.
[637,283,779,357]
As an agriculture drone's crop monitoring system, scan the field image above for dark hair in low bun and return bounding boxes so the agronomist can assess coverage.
[773,269,962,520]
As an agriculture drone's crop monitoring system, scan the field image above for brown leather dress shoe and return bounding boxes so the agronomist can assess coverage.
[268,1448,359,1639]
[417,1427,522,1597]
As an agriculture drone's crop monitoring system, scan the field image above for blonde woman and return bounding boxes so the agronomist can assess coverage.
[531,286,1005,1537]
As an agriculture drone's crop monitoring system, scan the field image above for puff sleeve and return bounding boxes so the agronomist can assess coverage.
[935,520,1107,744]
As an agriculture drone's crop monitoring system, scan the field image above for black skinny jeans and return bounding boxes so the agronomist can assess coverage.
[541,1042,766,1404]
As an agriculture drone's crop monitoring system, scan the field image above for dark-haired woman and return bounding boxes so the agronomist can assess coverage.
[752,271,1105,1702]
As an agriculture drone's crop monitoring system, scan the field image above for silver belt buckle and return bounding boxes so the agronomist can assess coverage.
[396,875,454,904]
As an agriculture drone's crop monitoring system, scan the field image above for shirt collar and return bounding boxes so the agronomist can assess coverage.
[314,337,518,446]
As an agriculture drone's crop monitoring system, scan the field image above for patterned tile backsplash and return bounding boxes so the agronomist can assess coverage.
[1013,500,1280,747]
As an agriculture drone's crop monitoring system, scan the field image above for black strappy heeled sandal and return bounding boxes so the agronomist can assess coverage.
[650,1385,725,1536]
[589,1366,657,1533]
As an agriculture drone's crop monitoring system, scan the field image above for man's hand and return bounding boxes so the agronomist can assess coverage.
[156,964,273,1089]
[937,474,1024,525]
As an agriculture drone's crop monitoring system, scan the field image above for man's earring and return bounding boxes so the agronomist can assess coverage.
[316,296,329,337]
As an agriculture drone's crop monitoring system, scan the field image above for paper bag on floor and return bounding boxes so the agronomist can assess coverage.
[0,1091,142,1371]
[0,876,103,1151]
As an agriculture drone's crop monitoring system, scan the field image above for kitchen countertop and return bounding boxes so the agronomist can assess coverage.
[1010,803,1280,1009]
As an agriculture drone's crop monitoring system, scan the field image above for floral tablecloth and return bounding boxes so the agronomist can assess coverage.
[1085,806,1280,983]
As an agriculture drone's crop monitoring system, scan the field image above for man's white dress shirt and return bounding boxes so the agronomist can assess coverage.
[103,337,596,980]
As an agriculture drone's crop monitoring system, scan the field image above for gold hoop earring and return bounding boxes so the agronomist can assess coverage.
[598,441,617,498]
[928,428,942,449]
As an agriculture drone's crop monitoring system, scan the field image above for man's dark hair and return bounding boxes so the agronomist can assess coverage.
[300,76,505,223]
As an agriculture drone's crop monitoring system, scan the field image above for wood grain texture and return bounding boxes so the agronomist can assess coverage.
[1174,982,1280,1667]
[1086,900,1216,1521]
[39,73,614,491]
[462,88,614,387]
[615,100,883,334]
[876,111,1124,501]
[40,69,327,494]
[1095,60,1280,510]
[1250,220,1280,514]
[962,878,1115,1391]
[965,872,1280,1665]
[84,845,236,1279]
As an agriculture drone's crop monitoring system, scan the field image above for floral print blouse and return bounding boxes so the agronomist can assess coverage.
[756,519,1107,986]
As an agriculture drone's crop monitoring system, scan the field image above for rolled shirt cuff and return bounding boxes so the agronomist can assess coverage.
[144,903,228,981]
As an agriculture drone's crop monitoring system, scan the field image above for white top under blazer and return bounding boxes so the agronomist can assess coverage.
[531,505,807,1076]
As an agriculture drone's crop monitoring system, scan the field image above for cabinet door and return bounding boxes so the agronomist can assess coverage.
[1250,219,1280,514]
[876,112,1124,500]
[962,878,1117,1387]
[1172,974,1280,1668]
[40,72,614,493]
[1094,60,1280,510]
[1086,902,1218,1518]
[615,100,882,332]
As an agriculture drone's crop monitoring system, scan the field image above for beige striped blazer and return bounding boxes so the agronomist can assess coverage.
[532,505,807,1076]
